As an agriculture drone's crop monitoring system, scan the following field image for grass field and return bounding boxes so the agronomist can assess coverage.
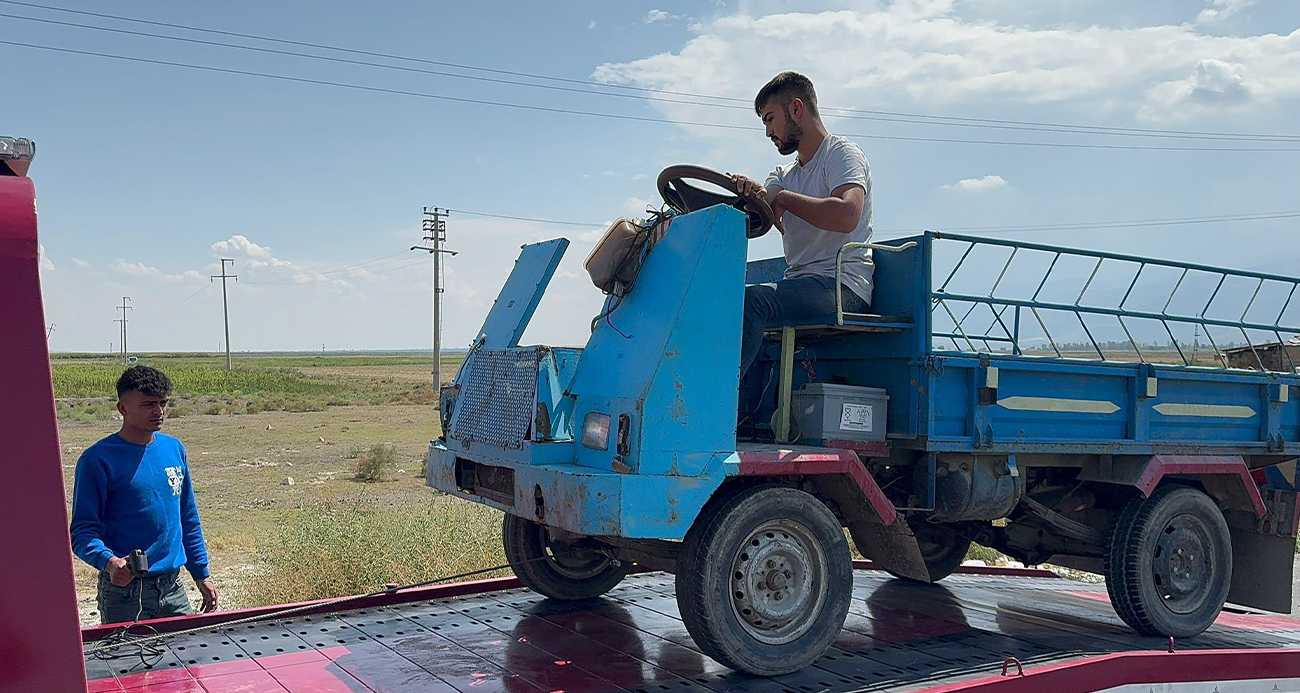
[55,352,511,624]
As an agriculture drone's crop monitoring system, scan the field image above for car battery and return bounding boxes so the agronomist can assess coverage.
[791,383,889,443]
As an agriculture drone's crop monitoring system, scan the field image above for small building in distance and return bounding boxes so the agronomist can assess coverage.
[1223,339,1300,372]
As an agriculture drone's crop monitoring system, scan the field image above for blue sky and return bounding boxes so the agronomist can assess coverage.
[11,0,1300,352]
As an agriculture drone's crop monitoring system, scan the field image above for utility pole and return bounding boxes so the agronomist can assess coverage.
[115,297,131,362]
[211,259,238,370]
[46,323,55,339]
[411,207,457,389]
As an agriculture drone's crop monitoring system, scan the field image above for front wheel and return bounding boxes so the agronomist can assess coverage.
[502,515,629,600]
[676,486,852,676]
[1104,485,1232,637]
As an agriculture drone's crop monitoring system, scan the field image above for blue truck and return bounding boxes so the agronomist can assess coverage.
[426,166,1300,676]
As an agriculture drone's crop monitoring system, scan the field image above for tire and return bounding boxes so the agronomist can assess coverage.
[885,519,972,583]
[1104,485,1232,638]
[676,485,852,676]
[502,514,629,600]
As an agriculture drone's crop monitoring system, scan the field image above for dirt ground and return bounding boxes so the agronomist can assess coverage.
[61,403,441,626]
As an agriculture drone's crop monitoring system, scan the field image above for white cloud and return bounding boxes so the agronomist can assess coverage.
[38,244,54,271]
[643,9,687,24]
[588,19,597,30]
[942,175,1008,191]
[1197,0,1254,24]
[1140,59,1265,121]
[209,235,293,270]
[71,257,91,269]
[109,260,204,283]
[593,6,1300,124]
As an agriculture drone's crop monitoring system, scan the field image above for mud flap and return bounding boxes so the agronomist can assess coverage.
[848,519,931,582]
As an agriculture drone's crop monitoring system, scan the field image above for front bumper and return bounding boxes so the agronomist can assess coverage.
[425,442,726,541]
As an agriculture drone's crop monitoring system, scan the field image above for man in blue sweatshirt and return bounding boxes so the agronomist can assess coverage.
[70,365,219,625]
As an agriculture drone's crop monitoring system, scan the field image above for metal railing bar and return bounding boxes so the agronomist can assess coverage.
[931,291,1300,335]
[935,332,1017,345]
[1077,257,1104,305]
[934,232,1300,286]
[1276,282,1298,325]
[1029,306,1063,357]
[990,247,1018,296]
[1119,263,1145,309]
[1201,273,1226,318]
[1272,329,1296,372]
[1241,277,1265,322]
[1240,327,1267,371]
[1161,319,1189,366]
[1162,268,1189,315]
[1118,315,1145,363]
[1076,313,1106,361]
[937,299,980,352]
[938,241,976,293]
[1032,252,1061,301]
[1202,327,1229,368]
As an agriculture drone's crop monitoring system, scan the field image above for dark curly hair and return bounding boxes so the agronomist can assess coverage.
[116,365,173,399]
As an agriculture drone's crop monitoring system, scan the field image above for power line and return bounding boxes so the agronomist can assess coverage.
[241,255,428,285]
[4,39,1297,153]
[5,10,1297,145]
[243,257,431,286]
[447,207,1300,235]
[4,0,1298,143]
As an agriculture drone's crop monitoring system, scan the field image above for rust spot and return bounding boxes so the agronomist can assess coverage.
[612,460,632,474]
[668,395,688,424]
[674,379,683,391]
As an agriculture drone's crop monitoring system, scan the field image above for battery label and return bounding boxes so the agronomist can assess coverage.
[840,403,873,432]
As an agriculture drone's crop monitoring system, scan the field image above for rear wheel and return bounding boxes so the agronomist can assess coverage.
[502,514,629,600]
[676,486,852,676]
[1104,485,1232,637]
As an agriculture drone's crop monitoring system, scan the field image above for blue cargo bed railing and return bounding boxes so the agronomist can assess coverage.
[925,231,1300,372]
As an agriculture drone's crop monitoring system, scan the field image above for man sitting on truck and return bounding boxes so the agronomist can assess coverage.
[730,71,874,377]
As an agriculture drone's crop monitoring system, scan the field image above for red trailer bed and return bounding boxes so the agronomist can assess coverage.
[81,565,1300,693]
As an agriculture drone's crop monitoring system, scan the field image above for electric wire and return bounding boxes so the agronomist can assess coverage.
[241,256,429,285]
[444,207,1300,235]
[4,10,1299,144]
[2,38,1298,152]
[4,0,1298,143]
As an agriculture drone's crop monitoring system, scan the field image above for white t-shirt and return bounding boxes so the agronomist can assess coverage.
[765,134,874,304]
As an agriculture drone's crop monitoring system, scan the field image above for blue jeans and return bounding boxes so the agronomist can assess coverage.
[740,275,870,376]
[96,570,193,625]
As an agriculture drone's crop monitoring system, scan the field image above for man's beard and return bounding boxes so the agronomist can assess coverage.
[775,118,802,155]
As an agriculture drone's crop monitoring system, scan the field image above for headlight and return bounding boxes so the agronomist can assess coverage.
[581,412,611,450]
[0,136,35,176]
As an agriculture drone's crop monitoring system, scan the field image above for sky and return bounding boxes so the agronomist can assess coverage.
[9,0,1300,353]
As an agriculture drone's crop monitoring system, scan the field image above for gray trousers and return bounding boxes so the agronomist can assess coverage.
[96,570,193,625]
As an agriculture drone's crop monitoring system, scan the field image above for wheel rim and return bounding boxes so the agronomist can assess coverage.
[1151,512,1215,615]
[539,530,612,580]
[729,518,828,645]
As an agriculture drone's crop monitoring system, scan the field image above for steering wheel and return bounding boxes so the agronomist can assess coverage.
[657,165,775,239]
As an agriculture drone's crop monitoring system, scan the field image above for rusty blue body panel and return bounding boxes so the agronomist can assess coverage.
[427,205,751,538]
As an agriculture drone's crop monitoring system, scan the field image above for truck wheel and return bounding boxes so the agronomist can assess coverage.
[898,519,971,583]
[1104,485,1232,638]
[676,486,852,676]
[502,514,629,600]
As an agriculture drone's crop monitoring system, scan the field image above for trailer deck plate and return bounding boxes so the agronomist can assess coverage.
[82,566,1300,693]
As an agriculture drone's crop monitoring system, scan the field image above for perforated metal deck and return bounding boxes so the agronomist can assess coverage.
[82,567,1300,693]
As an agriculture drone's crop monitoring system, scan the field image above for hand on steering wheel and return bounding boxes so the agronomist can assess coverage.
[656,165,775,239]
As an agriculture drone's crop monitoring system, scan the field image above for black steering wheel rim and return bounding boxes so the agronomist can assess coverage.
[657,164,775,239]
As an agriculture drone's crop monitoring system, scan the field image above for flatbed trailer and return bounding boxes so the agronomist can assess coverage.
[78,565,1300,693]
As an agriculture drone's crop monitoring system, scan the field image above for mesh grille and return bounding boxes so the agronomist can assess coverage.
[451,347,539,450]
